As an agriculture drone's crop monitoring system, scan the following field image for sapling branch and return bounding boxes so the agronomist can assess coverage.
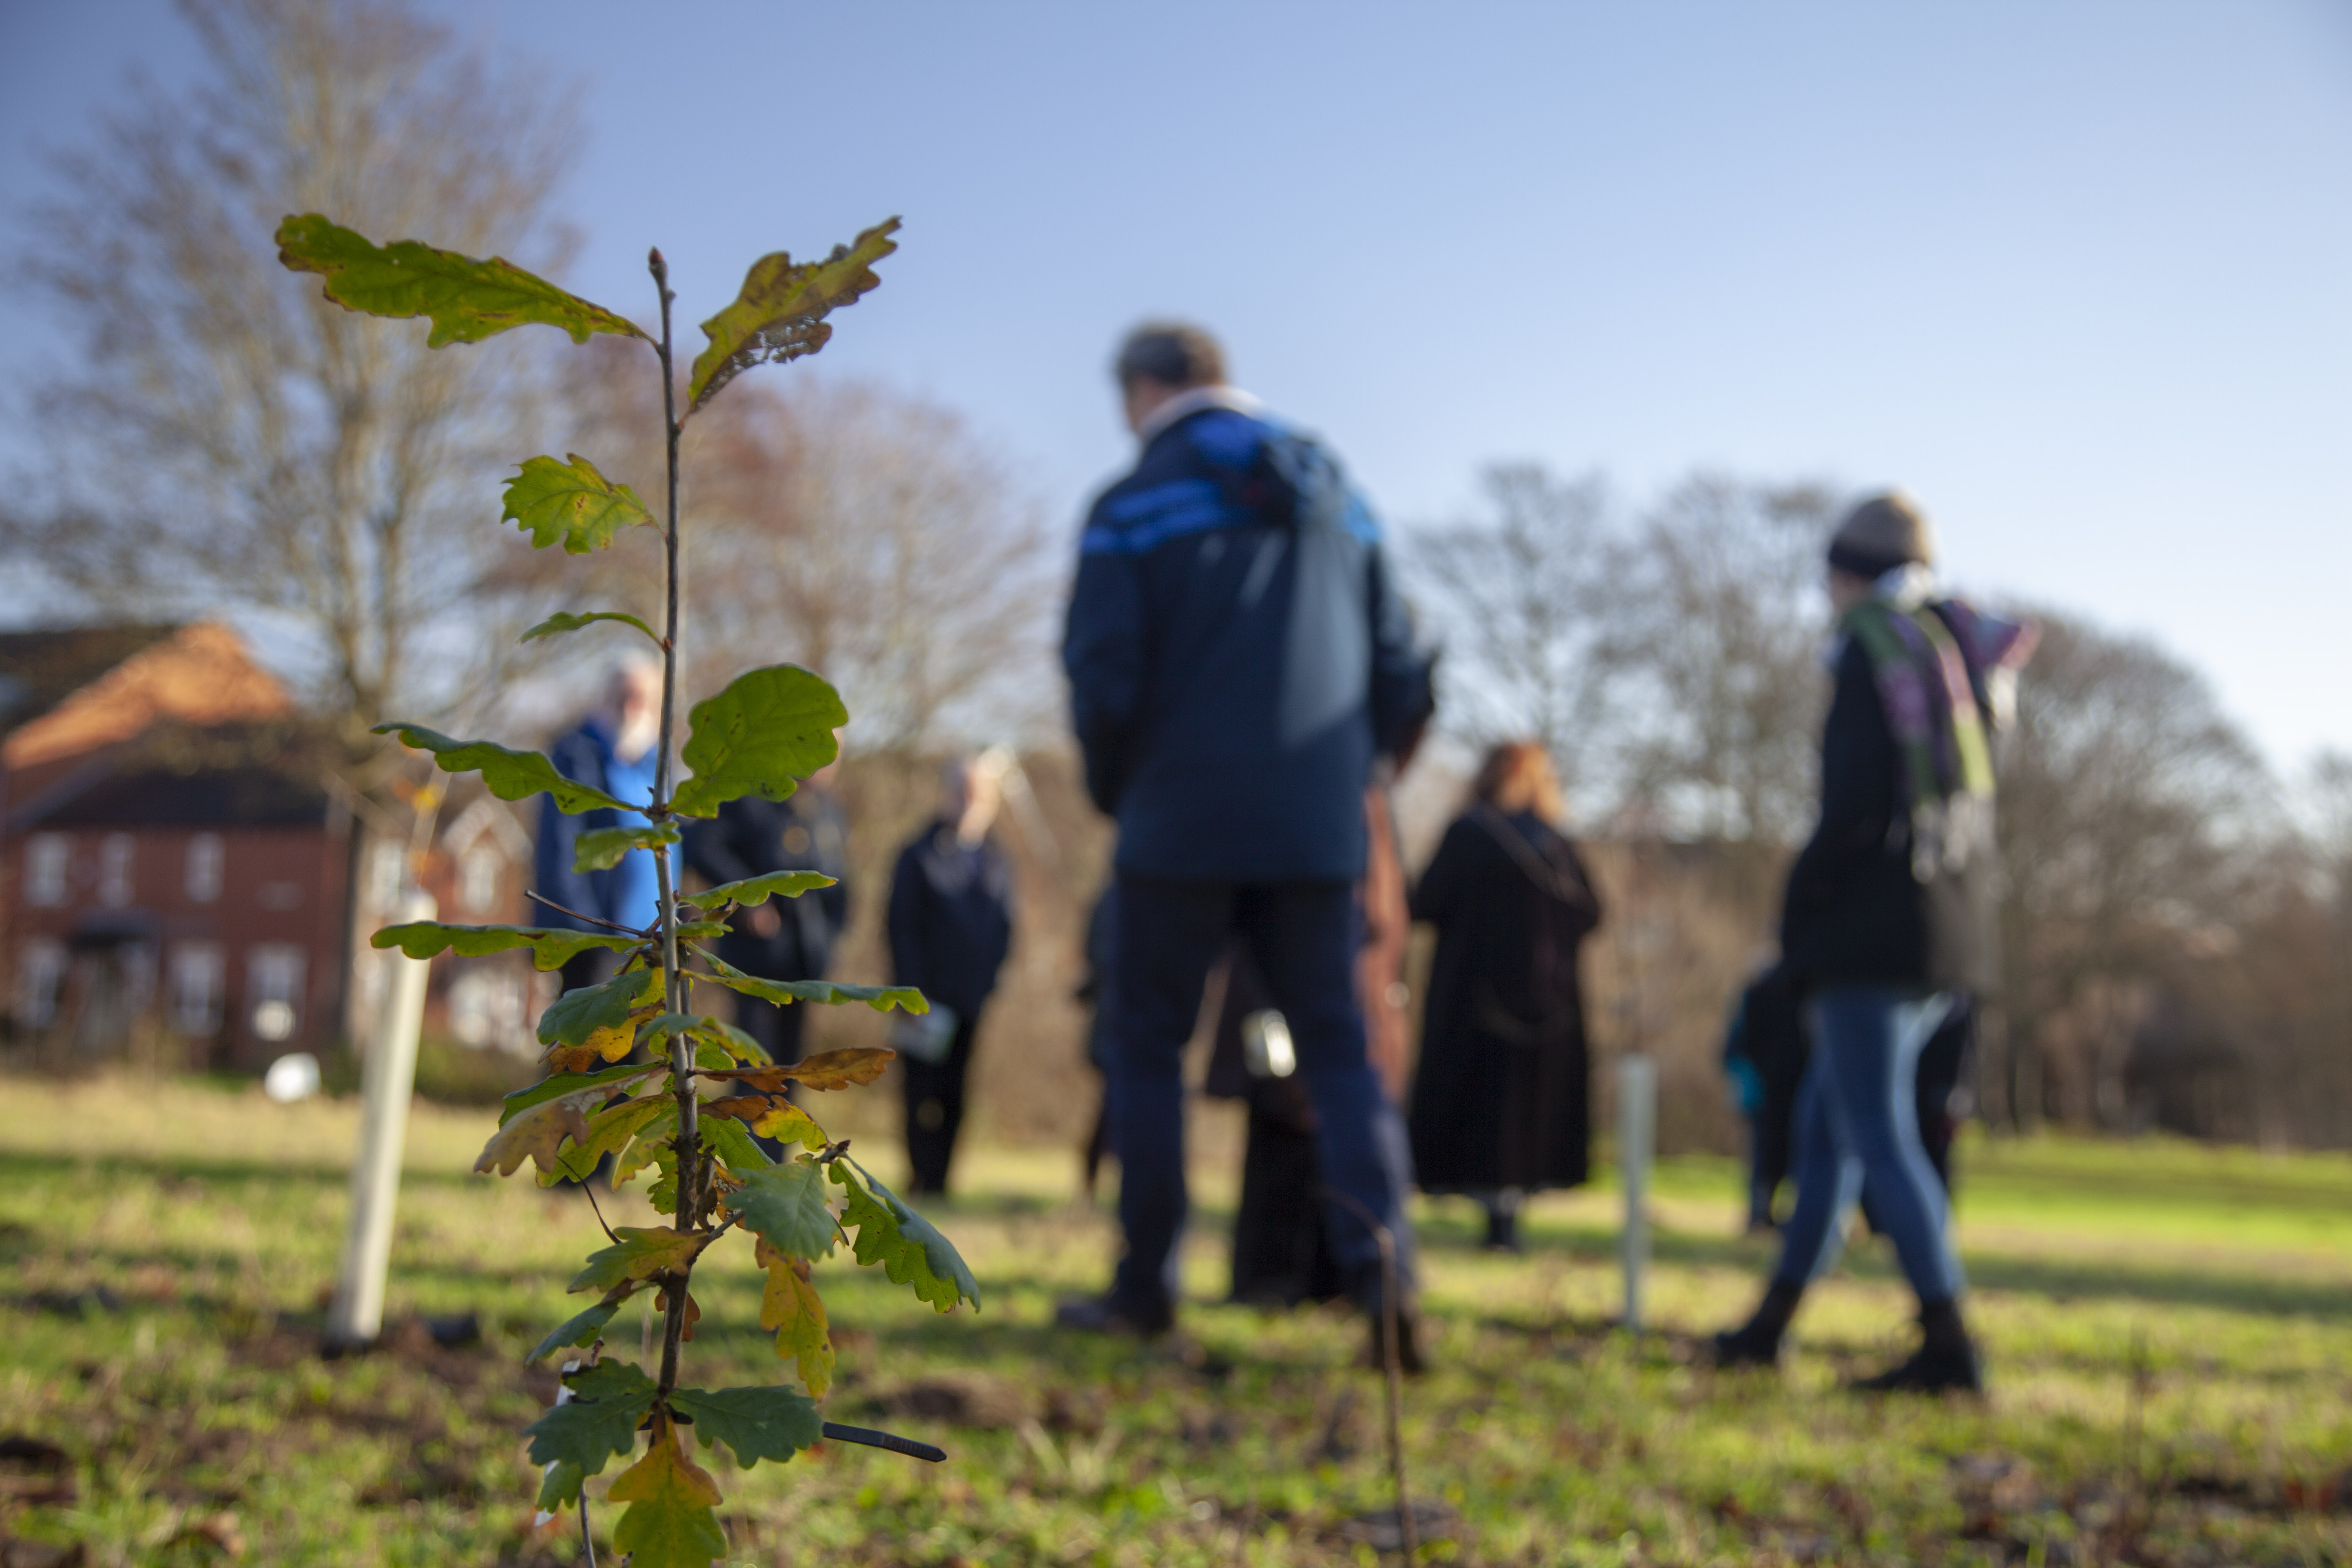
[525,889,650,936]
[647,247,699,1403]
[281,214,959,1557]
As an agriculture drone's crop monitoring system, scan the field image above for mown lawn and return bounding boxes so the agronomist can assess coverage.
[2,1075,2349,1566]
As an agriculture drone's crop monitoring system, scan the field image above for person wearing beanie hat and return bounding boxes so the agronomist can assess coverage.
[1711,489,1999,1395]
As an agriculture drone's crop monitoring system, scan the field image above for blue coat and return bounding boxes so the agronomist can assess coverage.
[1061,405,1432,882]
[534,717,677,933]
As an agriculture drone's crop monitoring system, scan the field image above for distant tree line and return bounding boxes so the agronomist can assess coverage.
[8,0,2342,1148]
[1410,462,2352,1148]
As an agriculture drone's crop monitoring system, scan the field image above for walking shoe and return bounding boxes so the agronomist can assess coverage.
[1711,1279,1805,1369]
[1052,1293,1174,1339]
[1850,1299,1983,1394]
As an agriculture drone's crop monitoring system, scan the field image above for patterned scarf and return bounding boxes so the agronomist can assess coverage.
[1837,575,1996,883]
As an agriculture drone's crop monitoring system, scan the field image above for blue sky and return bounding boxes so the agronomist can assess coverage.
[3,1,2347,771]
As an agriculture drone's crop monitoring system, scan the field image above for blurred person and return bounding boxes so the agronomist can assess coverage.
[536,655,680,996]
[1712,492,1998,1393]
[1721,959,1809,1233]
[683,750,851,1074]
[1075,883,1118,1197]
[1406,743,1603,1253]
[1208,783,1414,1307]
[1057,322,1435,1362]
[885,754,1016,1197]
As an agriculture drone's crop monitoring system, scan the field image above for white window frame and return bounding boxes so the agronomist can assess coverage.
[247,943,306,1044]
[459,845,501,915]
[24,834,69,907]
[15,938,67,1028]
[170,942,225,1034]
[185,834,224,903]
[98,833,135,908]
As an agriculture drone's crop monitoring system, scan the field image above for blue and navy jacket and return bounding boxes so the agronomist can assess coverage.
[1061,404,1433,882]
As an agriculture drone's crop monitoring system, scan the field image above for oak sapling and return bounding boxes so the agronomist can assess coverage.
[278,212,977,1565]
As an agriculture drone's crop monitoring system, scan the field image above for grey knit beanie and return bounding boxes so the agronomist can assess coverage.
[1827,491,1936,578]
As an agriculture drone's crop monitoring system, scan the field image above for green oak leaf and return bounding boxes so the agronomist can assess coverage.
[686,218,899,411]
[537,967,662,1050]
[671,1385,823,1469]
[542,1094,673,1187]
[536,1457,587,1516]
[373,722,629,815]
[831,1160,980,1312]
[640,1011,769,1065]
[500,1060,663,1126]
[613,1101,680,1188]
[526,1285,639,1362]
[371,921,640,972]
[519,609,661,647]
[696,869,836,907]
[607,1425,726,1568]
[503,453,655,554]
[276,214,644,346]
[573,821,680,873]
[723,1156,836,1260]
[671,665,846,819]
[699,1113,773,1178]
[692,946,926,1014]
[569,1226,709,1295]
[523,1359,658,1504]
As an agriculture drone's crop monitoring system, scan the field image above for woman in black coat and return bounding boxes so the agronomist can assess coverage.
[1407,742,1603,1251]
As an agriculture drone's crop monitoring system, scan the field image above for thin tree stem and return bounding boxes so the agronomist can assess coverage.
[647,247,696,1400]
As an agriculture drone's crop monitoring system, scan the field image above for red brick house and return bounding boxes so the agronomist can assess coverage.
[3,624,542,1070]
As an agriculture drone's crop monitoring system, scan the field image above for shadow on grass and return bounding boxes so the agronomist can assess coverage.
[1522,1217,2352,1322]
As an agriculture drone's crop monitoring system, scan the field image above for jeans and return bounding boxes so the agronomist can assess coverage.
[1772,987,1966,1304]
[1107,874,1417,1316]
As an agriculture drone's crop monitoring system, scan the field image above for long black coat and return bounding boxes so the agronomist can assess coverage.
[1780,637,1995,994]
[885,822,1015,1019]
[683,788,850,983]
[1407,807,1602,1192]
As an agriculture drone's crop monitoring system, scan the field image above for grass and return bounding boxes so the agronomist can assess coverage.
[2,1075,2349,1566]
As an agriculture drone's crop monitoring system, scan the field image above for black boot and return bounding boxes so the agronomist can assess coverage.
[1712,1279,1804,1368]
[1851,1298,1983,1394]
[1482,1204,1522,1254]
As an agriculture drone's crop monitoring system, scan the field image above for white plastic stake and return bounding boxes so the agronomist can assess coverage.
[1618,1052,1657,1334]
[328,888,437,1347]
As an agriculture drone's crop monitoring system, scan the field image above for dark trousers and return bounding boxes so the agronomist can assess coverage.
[1107,874,1416,1318]
[902,1012,981,1195]
[1230,1099,1345,1306]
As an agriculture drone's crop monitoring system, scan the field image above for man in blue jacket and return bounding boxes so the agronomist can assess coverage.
[1058,323,1434,1364]
[535,657,680,996]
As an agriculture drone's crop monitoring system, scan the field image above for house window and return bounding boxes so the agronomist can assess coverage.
[247,944,305,1043]
[25,835,68,907]
[170,944,225,1034]
[460,845,501,914]
[185,834,224,903]
[366,839,404,912]
[15,939,66,1028]
[98,834,135,907]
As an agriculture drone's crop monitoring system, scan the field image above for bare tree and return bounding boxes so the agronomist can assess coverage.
[1991,606,2273,1128]
[545,350,1057,754]
[7,0,578,761]
[1600,475,1836,846]
[1406,464,1613,789]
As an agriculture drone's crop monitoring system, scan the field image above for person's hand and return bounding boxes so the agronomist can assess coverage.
[746,904,783,939]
